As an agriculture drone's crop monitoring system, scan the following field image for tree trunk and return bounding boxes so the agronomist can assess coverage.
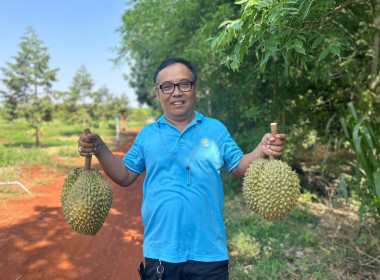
[35,127,40,147]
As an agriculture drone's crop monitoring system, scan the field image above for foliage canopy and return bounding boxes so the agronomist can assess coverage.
[116,0,379,216]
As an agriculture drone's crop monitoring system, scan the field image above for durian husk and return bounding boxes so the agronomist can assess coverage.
[61,128,113,236]
[243,159,300,221]
[61,167,113,236]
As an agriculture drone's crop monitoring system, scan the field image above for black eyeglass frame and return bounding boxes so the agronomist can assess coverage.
[156,81,195,94]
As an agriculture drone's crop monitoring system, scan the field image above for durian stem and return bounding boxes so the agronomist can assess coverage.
[270,123,278,161]
[84,128,92,170]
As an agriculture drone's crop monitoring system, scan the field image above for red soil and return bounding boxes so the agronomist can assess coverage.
[0,132,145,280]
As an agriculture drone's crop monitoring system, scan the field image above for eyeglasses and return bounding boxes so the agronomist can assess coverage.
[156,81,194,94]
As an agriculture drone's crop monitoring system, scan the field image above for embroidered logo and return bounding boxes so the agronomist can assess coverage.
[201,138,209,147]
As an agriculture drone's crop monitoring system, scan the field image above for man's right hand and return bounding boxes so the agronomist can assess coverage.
[77,131,139,187]
[78,132,104,157]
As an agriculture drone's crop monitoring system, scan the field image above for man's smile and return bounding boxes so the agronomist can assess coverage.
[172,101,185,106]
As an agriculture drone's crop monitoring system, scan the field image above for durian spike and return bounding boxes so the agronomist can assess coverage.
[84,128,92,171]
[269,123,278,161]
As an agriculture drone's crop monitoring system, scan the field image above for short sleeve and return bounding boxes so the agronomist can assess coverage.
[123,134,146,175]
[222,129,243,172]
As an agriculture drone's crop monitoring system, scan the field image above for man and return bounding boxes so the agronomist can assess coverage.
[78,57,286,279]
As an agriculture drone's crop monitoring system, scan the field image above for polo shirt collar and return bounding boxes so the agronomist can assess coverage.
[156,111,204,126]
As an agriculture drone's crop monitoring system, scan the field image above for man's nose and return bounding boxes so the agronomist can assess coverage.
[172,85,183,96]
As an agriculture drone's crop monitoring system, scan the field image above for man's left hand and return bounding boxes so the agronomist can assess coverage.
[260,133,287,158]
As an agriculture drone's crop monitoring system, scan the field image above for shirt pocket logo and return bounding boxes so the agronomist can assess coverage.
[201,138,209,147]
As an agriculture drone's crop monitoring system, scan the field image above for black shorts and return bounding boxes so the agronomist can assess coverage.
[143,258,229,280]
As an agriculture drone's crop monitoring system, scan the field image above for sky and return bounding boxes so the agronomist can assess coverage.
[0,0,142,107]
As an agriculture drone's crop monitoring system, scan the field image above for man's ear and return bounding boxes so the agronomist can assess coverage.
[155,87,160,101]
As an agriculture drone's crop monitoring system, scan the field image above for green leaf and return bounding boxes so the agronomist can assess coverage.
[235,0,249,4]
[366,123,380,152]
[374,172,380,206]
[318,48,330,62]
[340,177,349,204]
[297,34,307,41]
[311,36,324,49]
[294,45,306,55]
[294,39,304,47]
[303,0,313,20]
[221,56,231,65]
[352,120,362,142]
[301,59,308,71]
[230,59,239,70]
[337,137,345,150]
[339,117,350,138]
[353,134,372,180]
[211,38,218,50]
[322,138,334,167]
[347,102,358,121]
[325,113,336,137]
[266,45,279,52]
[259,52,270,71]
[362,125,374,151]
[234,42,242,55]
[330,45,340,56]
[230,20,243,30]
[219,20,233,28]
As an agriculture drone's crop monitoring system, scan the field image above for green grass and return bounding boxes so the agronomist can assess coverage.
[0,119,132,177]
[221,171,380,280]
[0,184,24,201]
[0,118,141,201]
[224,191,335,279]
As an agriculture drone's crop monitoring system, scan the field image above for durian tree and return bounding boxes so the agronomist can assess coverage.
[69,65,94,128]
[88,86,130,127]
[88,85,112,124]
[0,27,59,146]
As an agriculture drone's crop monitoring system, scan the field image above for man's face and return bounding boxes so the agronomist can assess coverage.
[155,63,197,123]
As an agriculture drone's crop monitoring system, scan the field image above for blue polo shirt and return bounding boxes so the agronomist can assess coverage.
[123,111,243,262]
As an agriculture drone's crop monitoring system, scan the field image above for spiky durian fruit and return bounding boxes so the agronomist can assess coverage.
[243,159,300,221]
[61,168,113,236]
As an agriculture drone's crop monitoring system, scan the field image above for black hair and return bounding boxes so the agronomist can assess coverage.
[153,57,197,86]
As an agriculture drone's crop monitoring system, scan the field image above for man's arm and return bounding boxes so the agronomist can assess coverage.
[78,133,139,187]
[231,133,286,179]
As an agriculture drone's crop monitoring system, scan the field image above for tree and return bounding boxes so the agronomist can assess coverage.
[69,65,94,106]
[115,0,379,157]
[0,27,58,146]
[68,65,94,127]
[213,0,380,216]
[212,0,378,115]
[89,85,111,124]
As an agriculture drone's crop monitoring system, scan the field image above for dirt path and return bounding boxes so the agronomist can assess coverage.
[0,132,145,280]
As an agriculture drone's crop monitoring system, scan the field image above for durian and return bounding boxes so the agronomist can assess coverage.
[242,159,300,221]
[61,128,113,236]
[61,168,113,235]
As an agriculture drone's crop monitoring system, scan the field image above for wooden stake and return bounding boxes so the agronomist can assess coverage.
[84,128,92,170]
[270,123,278,161]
